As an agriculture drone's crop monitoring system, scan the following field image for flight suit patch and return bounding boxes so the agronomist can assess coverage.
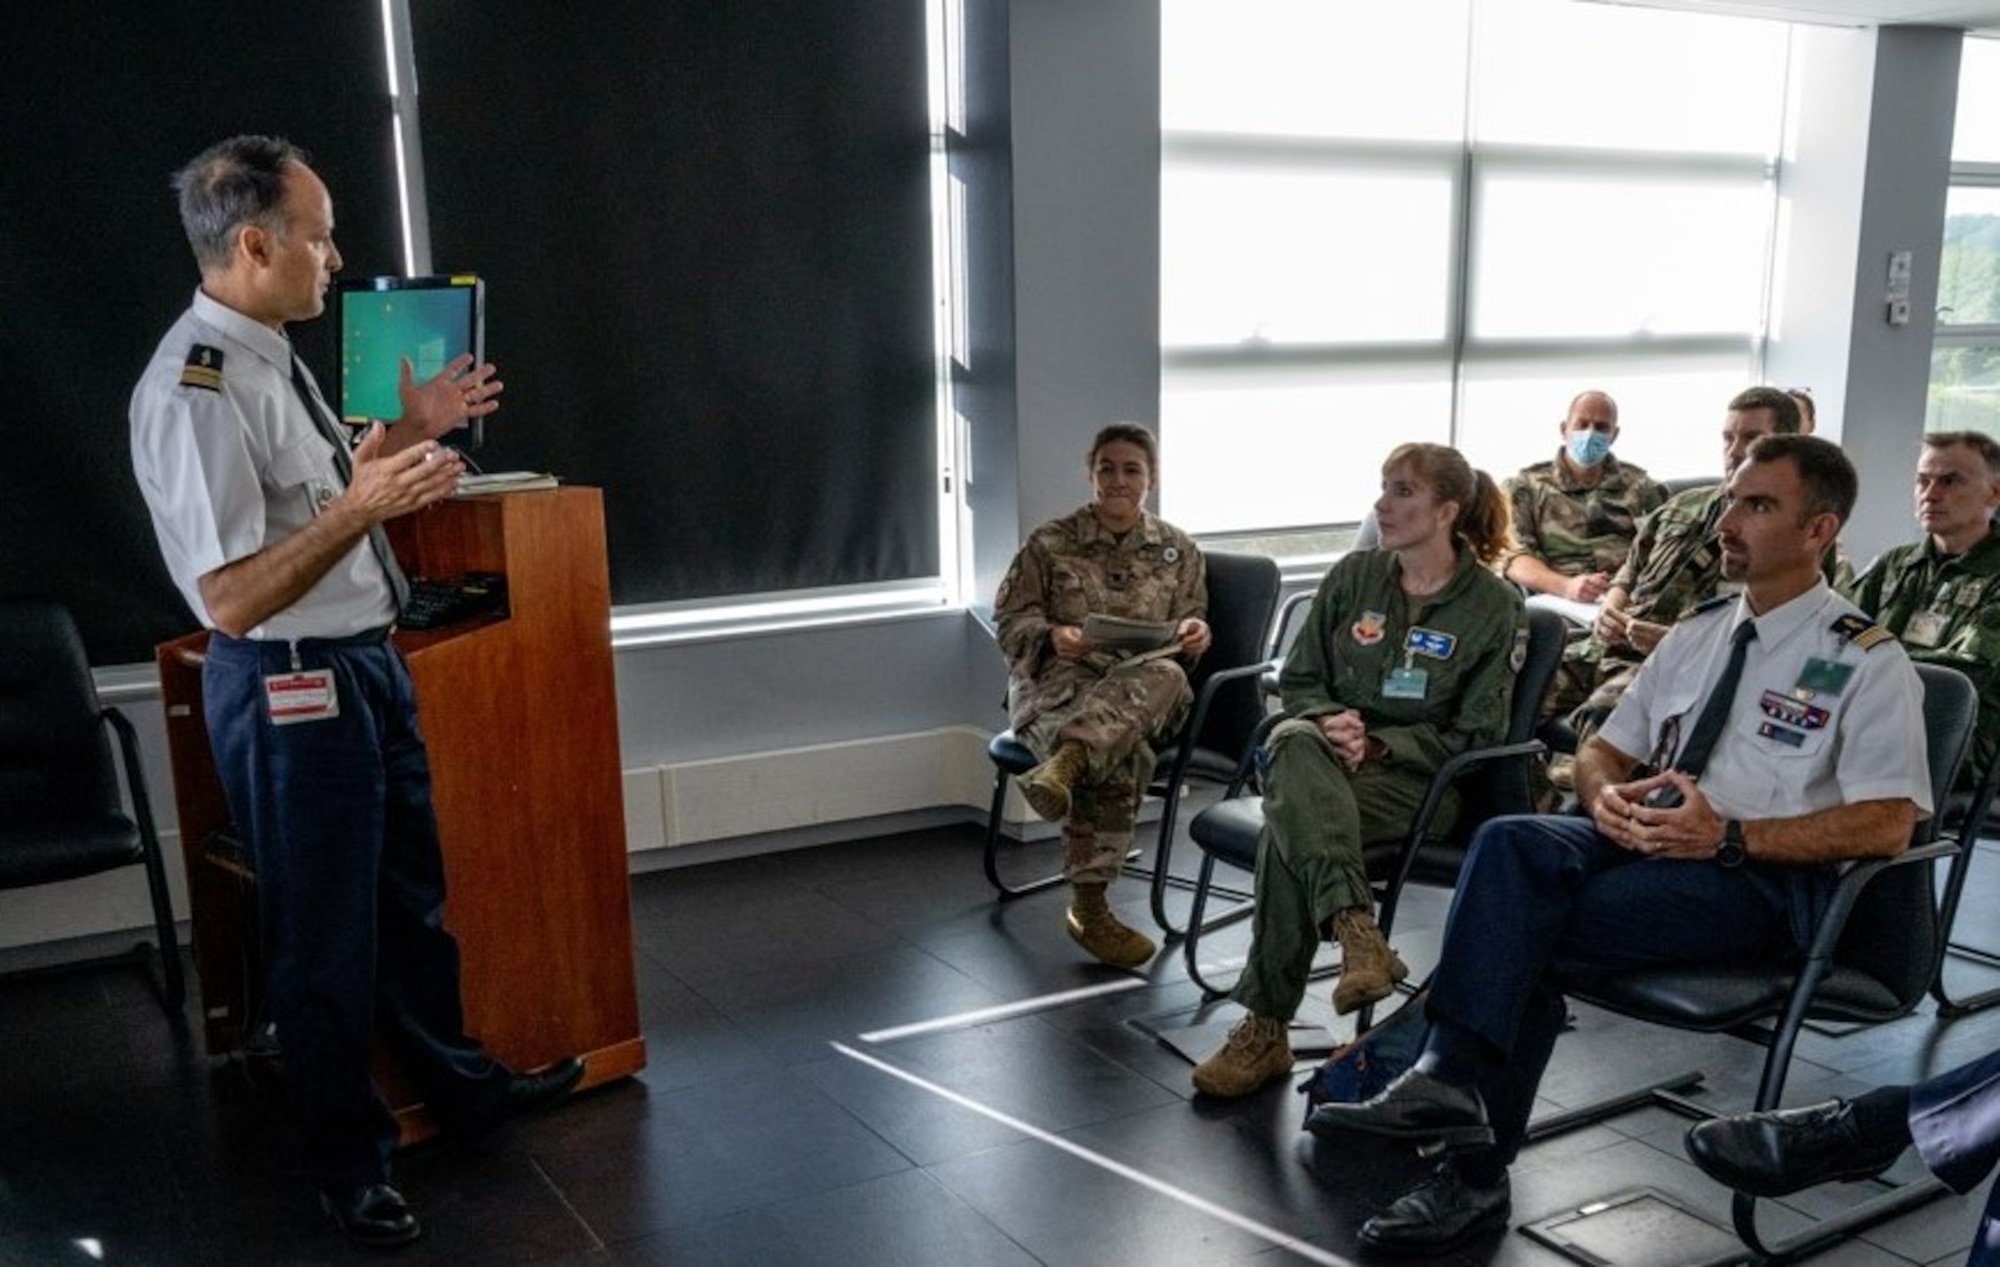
[1407,627,1456,659]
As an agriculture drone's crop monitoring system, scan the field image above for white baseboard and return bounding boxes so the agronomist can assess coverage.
[2,726,1053,956]
[621,724,1030,851]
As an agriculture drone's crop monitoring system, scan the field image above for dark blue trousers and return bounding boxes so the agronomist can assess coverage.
[204,631,508,1188]
[1908,1046,2000,1266]
[1425,814,1830,1168]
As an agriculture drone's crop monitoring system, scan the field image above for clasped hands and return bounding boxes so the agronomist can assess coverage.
[1317,709,1383,771]
[1592,769,1726,859]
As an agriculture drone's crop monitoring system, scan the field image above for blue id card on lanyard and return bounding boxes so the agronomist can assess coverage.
[1384,666,1429,699]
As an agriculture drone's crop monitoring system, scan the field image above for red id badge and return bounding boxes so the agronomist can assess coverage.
[265,669,340,725]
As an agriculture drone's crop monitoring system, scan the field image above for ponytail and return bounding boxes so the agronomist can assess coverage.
[1381,442,1516,566]
[1457,468,1515,567]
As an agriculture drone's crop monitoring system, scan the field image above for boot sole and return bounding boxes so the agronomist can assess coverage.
[1021,782,1070,822]
[1332,955,1410,1015]
[1192,1059,1293,1099]
[1066,918,1156,969]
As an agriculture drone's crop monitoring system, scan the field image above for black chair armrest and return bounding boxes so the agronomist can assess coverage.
[1376,739,1547,927]
[1800,840,1958,965]
[1215,709,1288,798]
[101,706,163,845]
[1161,658,1279,794]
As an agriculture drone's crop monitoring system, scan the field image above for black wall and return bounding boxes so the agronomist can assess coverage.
[414,0,937,606]
[0,3,398,665]
[3,2,939,661]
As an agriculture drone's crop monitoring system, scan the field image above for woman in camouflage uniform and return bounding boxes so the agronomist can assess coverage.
[1194,442,1526,1099]
[994,424,1212,968]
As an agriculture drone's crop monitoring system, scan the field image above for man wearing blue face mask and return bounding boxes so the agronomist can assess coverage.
[1499,391,1666,605]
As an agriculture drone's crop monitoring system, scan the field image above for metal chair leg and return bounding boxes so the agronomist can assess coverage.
[982,766,1067,899]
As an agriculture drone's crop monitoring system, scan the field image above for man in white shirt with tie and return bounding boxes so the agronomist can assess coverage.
[128,134,578,1249]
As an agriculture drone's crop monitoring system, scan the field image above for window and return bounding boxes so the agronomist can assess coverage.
[1159,0,1789,553]
[1928,37,2000,437]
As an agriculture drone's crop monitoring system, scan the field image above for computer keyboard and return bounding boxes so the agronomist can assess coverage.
[400,573,508,631]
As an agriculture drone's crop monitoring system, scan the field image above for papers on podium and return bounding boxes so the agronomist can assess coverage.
[456,471,559,495]
[1083,614,1178,653]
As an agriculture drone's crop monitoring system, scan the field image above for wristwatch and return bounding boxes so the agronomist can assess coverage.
[1716,819,1747,869]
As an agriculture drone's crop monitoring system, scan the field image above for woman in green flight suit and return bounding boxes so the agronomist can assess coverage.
[1194,442,1527,1099]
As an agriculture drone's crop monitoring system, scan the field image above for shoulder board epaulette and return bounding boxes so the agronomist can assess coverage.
[180,345,224,392]
[1682,593,1734,621]
[1830,612,1895,651]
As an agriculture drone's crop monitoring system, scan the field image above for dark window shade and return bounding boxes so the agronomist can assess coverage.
[411,2,939,605]
[0,5,399,664]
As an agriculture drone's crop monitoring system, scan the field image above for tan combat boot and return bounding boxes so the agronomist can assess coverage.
[1191,1015,1293,1098]
[1020,741,1089,822]
[1066,882,1157,968]
[1331,906,1409,1015]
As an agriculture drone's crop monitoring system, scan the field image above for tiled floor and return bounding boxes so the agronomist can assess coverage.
[7,821,2000,1265]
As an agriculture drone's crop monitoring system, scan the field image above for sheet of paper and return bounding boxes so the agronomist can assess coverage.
[1083,614,1178,652]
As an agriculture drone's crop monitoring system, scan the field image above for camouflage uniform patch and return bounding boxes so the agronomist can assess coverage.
[1850,531,2000,786]
[1499,453,1666,581]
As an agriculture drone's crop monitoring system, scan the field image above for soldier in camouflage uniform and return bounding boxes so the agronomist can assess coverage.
[1545,387,1806,742]
[1500,390,1666,603]
[1194,443,1527,1099]
[1849,431,2000,786]
[994,423,1211,969]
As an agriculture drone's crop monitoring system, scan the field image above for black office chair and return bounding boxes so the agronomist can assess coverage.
[0,597,184,1013]
[1524,662,1975,1264]
[981,552,1281,936]
[1659,474,1720,500]
[1928,749,2000,1016]
[1180,606,1567,1005]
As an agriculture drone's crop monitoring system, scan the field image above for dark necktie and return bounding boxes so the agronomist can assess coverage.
[1673,620,1758,781]
[288,355,412,614]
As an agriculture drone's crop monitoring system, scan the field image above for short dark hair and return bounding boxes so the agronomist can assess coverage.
[1088,422,1159,478]
[1743,433,1856,524]
[1924,430,2000,479]
[172,135,309,272]
[1727,386,1802,435]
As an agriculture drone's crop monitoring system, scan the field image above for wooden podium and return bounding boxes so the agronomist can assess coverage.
[156,486,644,1135]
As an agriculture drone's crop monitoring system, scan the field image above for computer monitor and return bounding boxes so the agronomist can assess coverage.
[333,274,486,448]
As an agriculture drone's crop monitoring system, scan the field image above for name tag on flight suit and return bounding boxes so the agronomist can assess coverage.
[1904,610,1946,648]
[1384,666,1429,699]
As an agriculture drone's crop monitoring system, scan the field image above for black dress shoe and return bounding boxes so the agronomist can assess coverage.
[1685,1099,1908,1198]
[456,1056,587,1140]
[1304,1068,1494,1153]
[1360,1161,1510,1253]
[319,1182,421,1249]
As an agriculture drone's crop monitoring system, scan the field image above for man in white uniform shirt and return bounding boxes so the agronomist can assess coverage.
[1306,434,1931,1253]
[128,135,579,1249]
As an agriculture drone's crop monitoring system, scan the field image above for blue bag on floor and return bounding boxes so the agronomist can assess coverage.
[1298,989,1428,1124]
